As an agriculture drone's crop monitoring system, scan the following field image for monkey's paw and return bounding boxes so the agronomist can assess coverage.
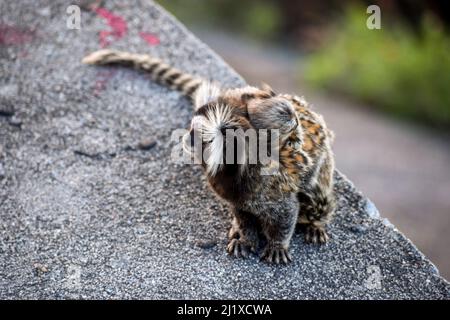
[305,225,329,244]
[260,245,292,264]
[227,238,255,258]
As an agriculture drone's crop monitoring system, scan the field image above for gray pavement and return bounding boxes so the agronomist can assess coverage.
[0,0,449,299]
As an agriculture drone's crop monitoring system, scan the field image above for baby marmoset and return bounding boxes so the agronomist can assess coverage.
[83,49,335,264]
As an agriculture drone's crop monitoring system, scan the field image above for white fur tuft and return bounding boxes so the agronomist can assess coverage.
[193,82,221,110]
[192,104,236,176]
[203,105,234,176]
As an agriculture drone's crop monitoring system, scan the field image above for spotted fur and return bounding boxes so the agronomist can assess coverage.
[280,94,336,244]
[235,90,336,245]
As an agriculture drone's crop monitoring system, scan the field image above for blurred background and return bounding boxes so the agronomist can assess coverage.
[156,0,450,279]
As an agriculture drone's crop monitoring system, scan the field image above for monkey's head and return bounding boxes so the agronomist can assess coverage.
[243,83,300,147]
[183,82,252,177]
[183,82,302,176]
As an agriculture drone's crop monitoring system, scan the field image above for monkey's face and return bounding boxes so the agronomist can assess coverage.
[183,102,251,177]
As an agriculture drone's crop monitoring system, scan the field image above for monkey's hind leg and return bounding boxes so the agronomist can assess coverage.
[297,188,335,244]
[298,155,336,244]
[227,209,260,259]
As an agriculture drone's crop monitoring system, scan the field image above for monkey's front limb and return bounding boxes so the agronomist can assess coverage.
[260,204,298,264]
[227,209,260,258]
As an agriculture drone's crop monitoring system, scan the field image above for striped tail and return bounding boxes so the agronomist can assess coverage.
[82,49,203,96]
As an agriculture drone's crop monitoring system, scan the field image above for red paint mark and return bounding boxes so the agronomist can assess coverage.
[0,24,34,46]
[139,32,160,46]
[93,69,117,96]
[94,8,127,47]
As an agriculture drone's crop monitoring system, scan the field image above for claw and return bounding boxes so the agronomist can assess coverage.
[227,238,251,259]
[281,250,291,264]
[318,230,329,244]
[226,238,236,254]
[240,244,249,258]
[274,250,280,264]
[311,229,318,244]
[305,225,329,245]
[233,241,240,257]
[260,246,292,265]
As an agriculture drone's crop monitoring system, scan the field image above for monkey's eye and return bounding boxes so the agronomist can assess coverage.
[286,139,300,149]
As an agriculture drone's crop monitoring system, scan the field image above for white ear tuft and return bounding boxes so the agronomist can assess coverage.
[205,129,224,176]
[194,82,221,110]
[261,82,276,96]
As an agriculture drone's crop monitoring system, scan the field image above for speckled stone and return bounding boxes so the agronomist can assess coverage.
[0,0,448,299]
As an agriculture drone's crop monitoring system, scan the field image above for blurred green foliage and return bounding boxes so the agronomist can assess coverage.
[156,0,281,41]
[305,6,450,128]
